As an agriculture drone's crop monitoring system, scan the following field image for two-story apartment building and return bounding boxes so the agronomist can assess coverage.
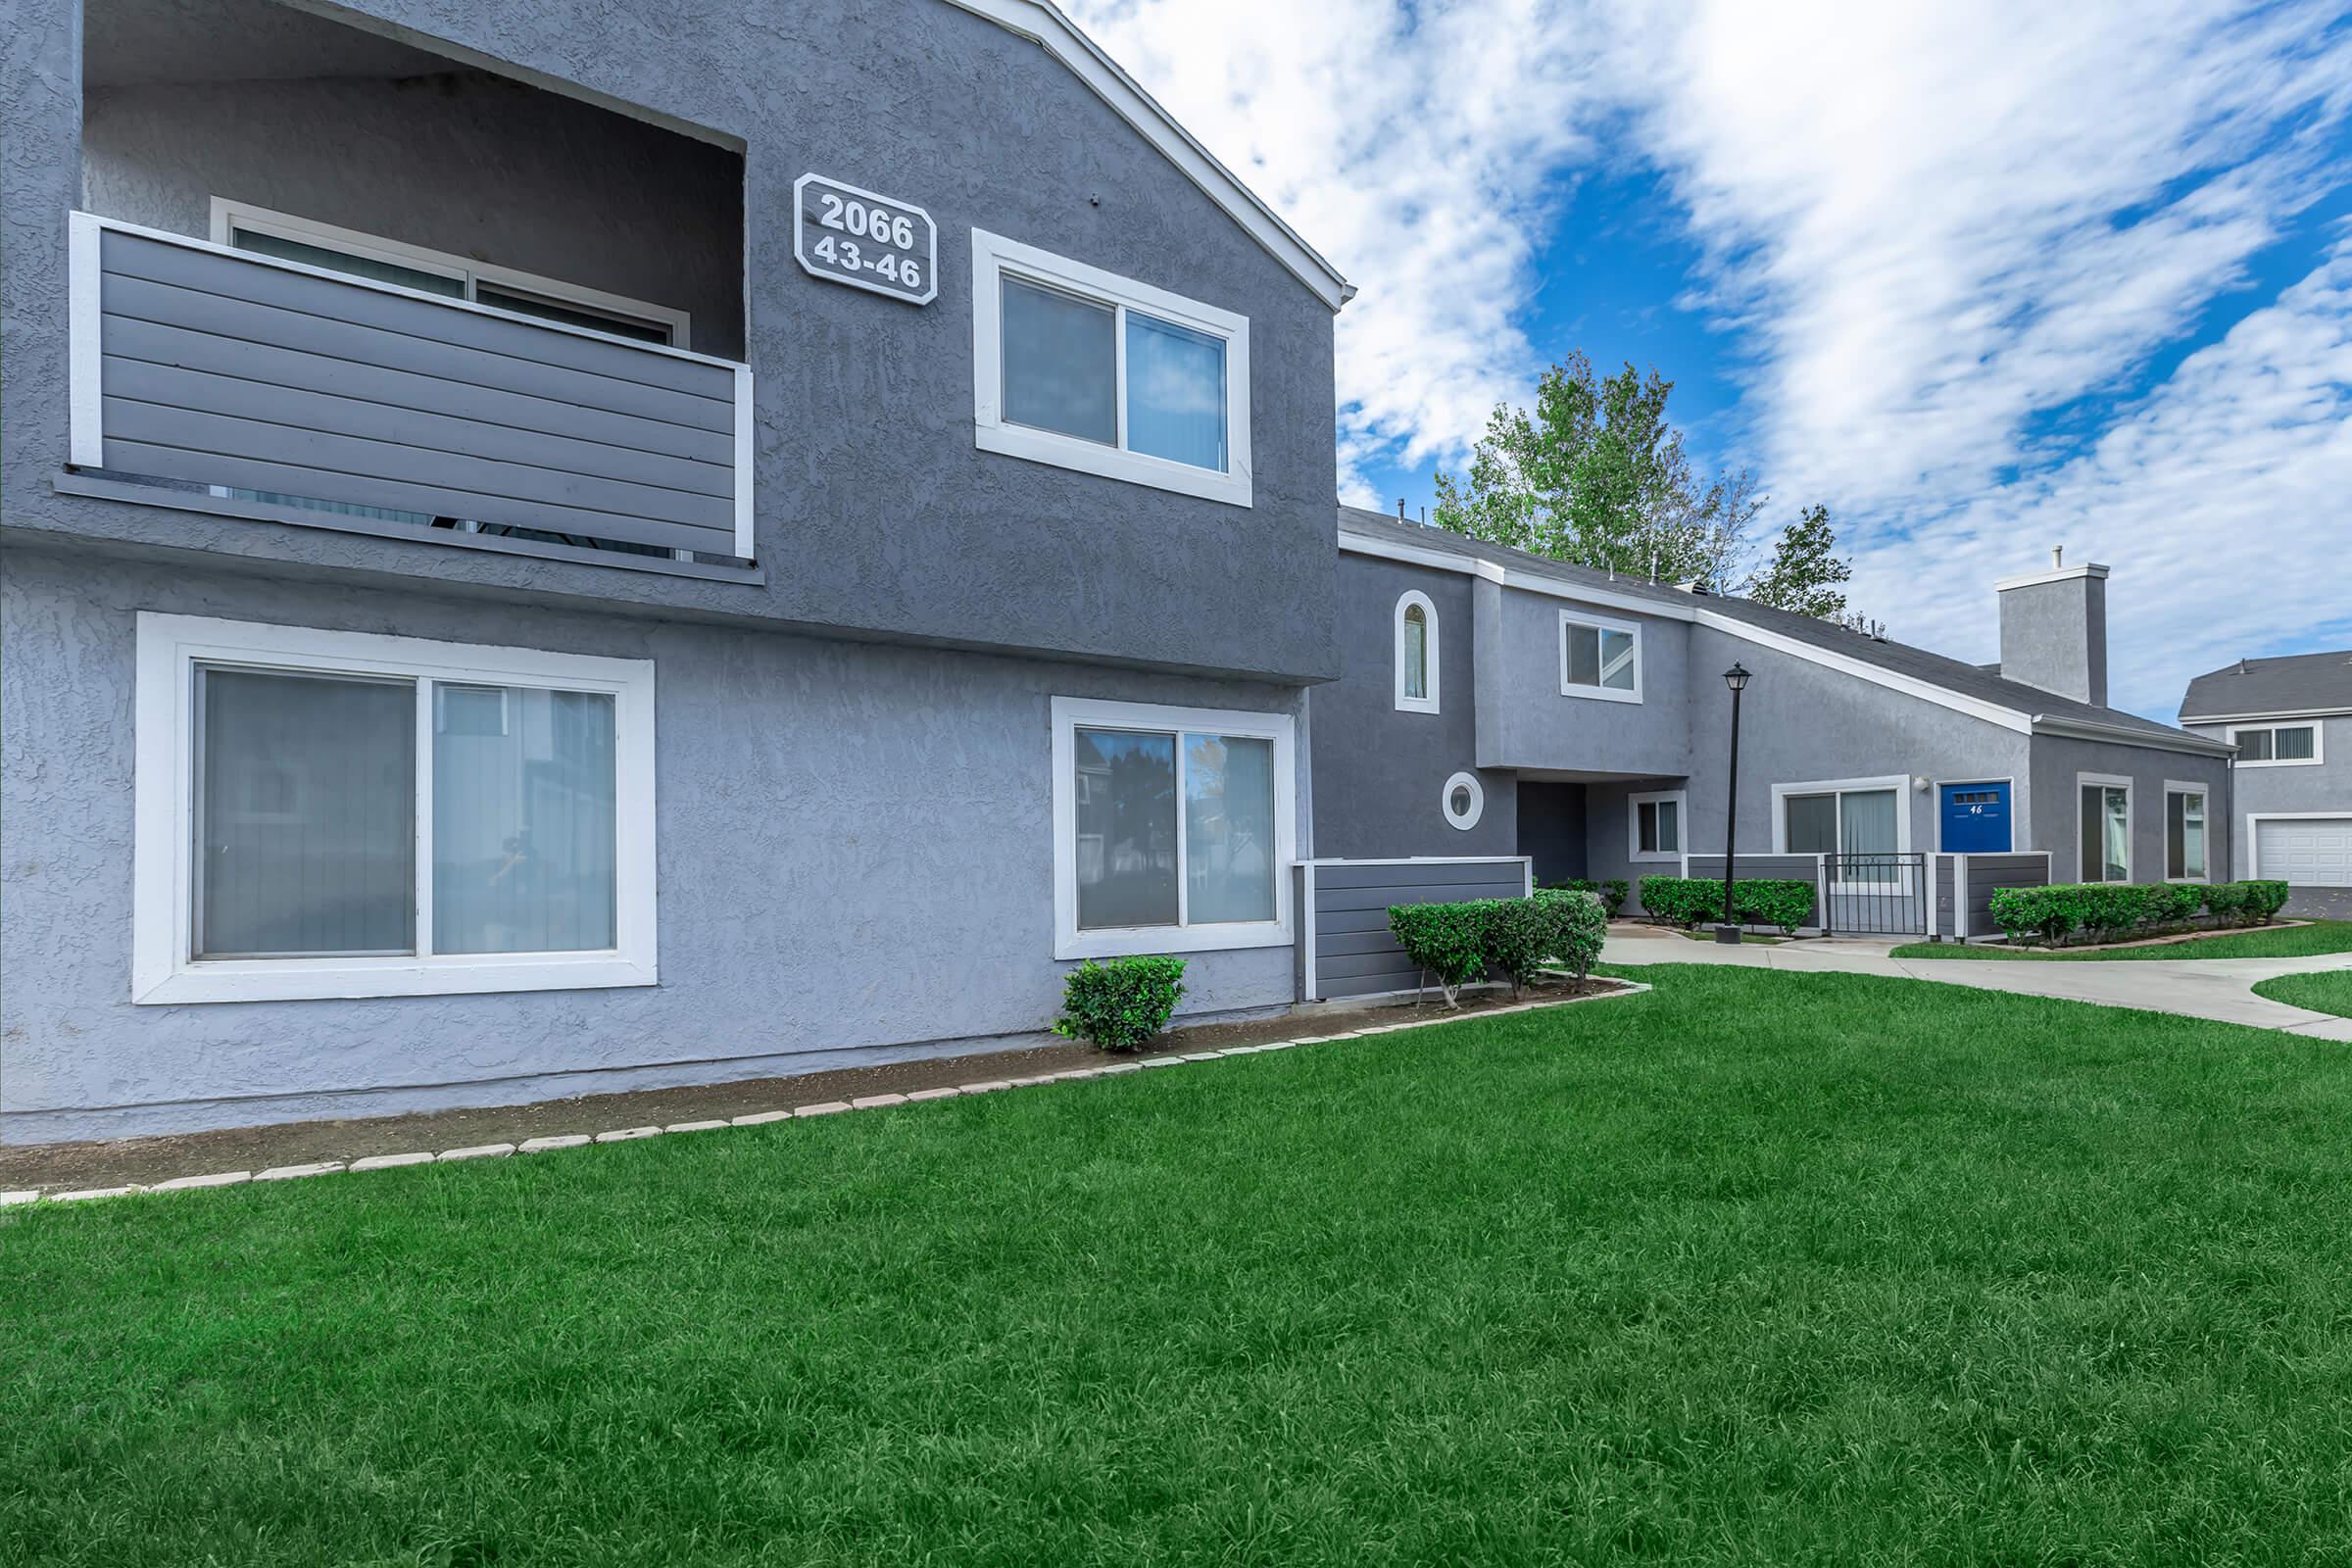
[1315,509,2235,927]
[1,0,1353,1143]
[2179,651,2352,918]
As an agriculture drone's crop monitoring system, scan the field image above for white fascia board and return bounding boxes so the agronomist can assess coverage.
[1690,609,2034,734]
[945,0,1353,310]
[2179,707,2352,724]
[1337,531,1692,621]
[2029,713,2236,757]
[1994,563,2110,591]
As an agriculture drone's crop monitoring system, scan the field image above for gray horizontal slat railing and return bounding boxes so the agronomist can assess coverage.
[1301,857,1534,1002]
[74,215,750,562]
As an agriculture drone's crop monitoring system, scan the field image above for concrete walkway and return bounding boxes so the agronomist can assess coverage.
[1601,926,2352,1040]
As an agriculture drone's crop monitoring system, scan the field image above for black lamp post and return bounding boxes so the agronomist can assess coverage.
[1715,662,1751,944]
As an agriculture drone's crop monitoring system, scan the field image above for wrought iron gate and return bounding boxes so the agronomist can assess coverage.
[1817,852,1927,937]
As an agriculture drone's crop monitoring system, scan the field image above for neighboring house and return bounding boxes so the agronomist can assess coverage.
[0,0,1352,1142]
[2179,651,2352,918]
[1316,510,2234,928]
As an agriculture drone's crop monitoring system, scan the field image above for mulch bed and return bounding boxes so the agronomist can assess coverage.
[0,976,1624,1194]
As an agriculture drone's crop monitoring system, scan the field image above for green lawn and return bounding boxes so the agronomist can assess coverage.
[1893,918,2352,961]
[10,968,2352,1566]
[2253,968,2352,1018]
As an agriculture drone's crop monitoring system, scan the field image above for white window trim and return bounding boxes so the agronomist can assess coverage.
[970,228,1251,508]
[1931,776,2016,854]
[1772,774,1910,894]
[209,198,693,347]
[2227,721,2325,767]
[1558,609,1643,704]
[133,613,658,1004]
[1628,788,1687,862]
[1441,771,1486,831]
[1394,590,1440,713]
[2163,779,2211,884]
[2076,770,2133,884]
[1050,696,1295,960]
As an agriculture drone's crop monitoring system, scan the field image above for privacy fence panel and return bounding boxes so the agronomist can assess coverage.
[1300,857,1532,1002]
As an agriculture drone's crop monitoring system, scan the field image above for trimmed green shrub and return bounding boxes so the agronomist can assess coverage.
[1533,887,1609,982]
[1544,878,1629,918]
[1735,880,1816,935]
[1983,881,2285,946]
[2205,880,2290,926]
[1389,900,1491,1004]
[1478,898,1552,997]
[1637,875,1815,933]
[1054,956,1187,1052]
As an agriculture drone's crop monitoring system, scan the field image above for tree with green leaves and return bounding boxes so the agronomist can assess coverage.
[1431,352,1759,591]
[1740,504,1853,618]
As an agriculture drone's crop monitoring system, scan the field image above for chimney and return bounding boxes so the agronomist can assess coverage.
[1995,554,2110,707]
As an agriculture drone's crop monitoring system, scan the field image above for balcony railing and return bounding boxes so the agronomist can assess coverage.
[68,212,752,567]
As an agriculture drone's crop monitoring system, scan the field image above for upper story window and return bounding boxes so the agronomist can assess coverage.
[970,229,1251,508]
[1560,611,1642,703]
[132,614,658,1004]
[2230,723,2322,766]
[1395,590,1439,713]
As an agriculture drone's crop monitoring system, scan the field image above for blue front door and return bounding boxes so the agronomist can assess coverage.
[1939,781,2012,853]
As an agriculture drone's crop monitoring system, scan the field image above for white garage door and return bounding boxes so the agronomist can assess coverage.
[2255,817,2352,887]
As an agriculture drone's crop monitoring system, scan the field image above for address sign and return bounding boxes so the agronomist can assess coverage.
[793,173,938,305]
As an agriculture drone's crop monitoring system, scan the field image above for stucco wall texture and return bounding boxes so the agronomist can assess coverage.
[1,548,1306,1144]
[2028,733,2234,885]
[7,0,1340,682]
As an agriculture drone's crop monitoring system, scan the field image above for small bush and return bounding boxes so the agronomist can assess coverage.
[1637,875,1813,933]
[1054,956,1187,1052]
[1478,898,1552,997]
[1544,878,1629,918]
[1735,880,1816,935]
[1533,887,1608,981]
[2206,880,2289,925]
[1389,901,1491,1005]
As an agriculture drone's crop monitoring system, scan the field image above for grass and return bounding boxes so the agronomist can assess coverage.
[2253,968,2352,1018]
[1892,918,2352,961]
[10,967,2352,1566]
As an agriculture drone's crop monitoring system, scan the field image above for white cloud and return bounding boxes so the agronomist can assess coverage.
[1063,0,1604,502]
[1065,0,2352,715]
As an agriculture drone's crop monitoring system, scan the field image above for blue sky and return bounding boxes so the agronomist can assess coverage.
[1073,0,2352,720]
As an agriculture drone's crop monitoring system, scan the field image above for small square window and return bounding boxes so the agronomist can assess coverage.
[1561,612,1642,702]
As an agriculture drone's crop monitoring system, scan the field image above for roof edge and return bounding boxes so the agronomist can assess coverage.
[2179,707,2352,724]
[945,0,1354,310]
[2030,713,2235,757]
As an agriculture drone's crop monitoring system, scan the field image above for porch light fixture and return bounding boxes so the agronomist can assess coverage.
[1716,663,1751,944]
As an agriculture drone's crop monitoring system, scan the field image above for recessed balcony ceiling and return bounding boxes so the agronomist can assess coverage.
[83,0,467,88]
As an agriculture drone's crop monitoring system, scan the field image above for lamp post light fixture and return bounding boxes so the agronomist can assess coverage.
[1715,662,1752,944]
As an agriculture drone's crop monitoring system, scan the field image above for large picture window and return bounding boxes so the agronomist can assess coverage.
[972,229,1251,507]
[1052,698,1295,958]
[2078,775,2132,883]
[1777,776,1906,887]
[134,614,656,1003]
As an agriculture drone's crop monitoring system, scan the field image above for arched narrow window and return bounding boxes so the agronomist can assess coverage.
[1395,590,1439,713]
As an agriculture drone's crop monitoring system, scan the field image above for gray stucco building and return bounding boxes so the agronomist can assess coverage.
[2179,651,2352,918]
[3,0,1349,1142]
[1317,510,2235,929]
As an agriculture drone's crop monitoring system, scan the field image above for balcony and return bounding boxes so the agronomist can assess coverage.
[68,213,753,575]
[64,0,752,580]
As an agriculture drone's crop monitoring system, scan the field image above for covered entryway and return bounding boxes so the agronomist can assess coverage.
[2254,816,2352,888]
